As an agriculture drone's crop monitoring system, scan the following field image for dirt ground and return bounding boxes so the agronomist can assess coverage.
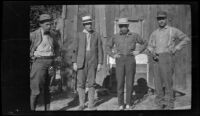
[36,75,191,111]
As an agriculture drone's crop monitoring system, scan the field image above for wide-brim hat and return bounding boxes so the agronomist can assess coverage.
[82,16,93,24]
[39,14,52,22]
[156,11,167,18]
[117,18,129,25]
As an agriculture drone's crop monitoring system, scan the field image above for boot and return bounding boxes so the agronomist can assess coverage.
[88,87,97,110]
[77,88,85,110]
[30,94,37,111]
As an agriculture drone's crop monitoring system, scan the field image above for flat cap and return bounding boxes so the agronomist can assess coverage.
[157,11,167,18]
[39,14,52,22]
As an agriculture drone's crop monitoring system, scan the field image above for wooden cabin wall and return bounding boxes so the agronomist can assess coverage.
[62,5,191,90]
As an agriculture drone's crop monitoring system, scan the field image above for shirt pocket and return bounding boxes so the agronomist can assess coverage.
[127,38,135,49]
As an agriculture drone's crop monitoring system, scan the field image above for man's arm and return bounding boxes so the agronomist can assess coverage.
[146,32,156,55]
[30,32,35,59]
[97,34,103,65]
[136,34,148,54]
[173,28,190,51]
[106,36,115,58]
[72,33,79,63]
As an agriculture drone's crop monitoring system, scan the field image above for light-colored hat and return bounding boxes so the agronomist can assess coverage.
[82,16,93,24]
[117,18,129,25]
[39,14,52,22]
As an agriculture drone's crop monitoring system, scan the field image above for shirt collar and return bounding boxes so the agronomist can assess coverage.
[83,29,95,35]
[40,28,44,35]
[83,29,89,34]
[158,25,169,31]
[120,30,132,35]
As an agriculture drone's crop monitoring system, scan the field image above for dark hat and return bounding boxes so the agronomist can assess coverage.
[156,11,167,18]
[39,14,52,22]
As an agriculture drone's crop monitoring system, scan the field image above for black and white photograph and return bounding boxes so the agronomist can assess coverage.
[2,1,199,115]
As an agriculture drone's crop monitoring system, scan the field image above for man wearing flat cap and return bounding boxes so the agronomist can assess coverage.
[147,11,190,110]
[72,15,103,110]
[106,18,147,110]
[30,14,61,111]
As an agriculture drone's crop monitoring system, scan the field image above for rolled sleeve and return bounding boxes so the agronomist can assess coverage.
[147,32,156,53]
[72,33,79,63]
[98,34,103,65]
[136,34,148,53]
[106,36,115,58]
[173,28,190,49]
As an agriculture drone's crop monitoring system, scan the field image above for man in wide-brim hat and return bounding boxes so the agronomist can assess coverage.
[106,17,147,110]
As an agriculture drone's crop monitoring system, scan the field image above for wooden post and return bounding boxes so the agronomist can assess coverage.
[60,5,67,92]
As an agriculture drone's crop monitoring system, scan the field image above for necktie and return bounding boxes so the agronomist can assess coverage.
[86,33,91,51]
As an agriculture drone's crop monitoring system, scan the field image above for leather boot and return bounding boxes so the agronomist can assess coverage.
[88,87,97,110]
[77,88,85,110]
[30,94,37,111]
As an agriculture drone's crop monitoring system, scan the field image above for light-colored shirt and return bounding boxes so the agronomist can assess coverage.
[106,31,147,57]
[34,28,54,57]
[83,29,91,51]
[147,25,190,54]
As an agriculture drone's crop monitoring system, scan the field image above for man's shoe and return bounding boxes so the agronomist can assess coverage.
[156,104,165,110]
[164,105,174,110]
[88,107,97,111]
[119,105,124,110]
[125,105,132,110]
[77,105,85,110]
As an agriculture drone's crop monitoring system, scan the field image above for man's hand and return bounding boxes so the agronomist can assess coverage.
[113,54,120,59]
[132,51,140,56]
[55,56,62,62]
[97,64,102,72]
[73,63,78,71]
[171,46,181,54]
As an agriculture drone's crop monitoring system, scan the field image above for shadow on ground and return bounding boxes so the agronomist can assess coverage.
[95,93,117,107]
[59,93,79,110]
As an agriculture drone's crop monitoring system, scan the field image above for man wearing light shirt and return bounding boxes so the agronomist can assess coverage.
[147,11,190,110]
[106,18,147,110]
[30,14,60,111]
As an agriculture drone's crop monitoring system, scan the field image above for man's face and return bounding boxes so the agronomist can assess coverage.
[40,21,52,33]
[119,24,129,34]
[84,22,92,32]
[157,17,167,28]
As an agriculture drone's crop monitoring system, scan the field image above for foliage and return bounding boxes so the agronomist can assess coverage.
[30,5,62,32]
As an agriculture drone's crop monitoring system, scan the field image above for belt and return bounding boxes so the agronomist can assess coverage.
[36,56,54,59]
[119,54,134,57]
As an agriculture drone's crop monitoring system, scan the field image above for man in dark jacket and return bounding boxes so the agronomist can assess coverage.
[30,14,60,111]
[72,16,103,110]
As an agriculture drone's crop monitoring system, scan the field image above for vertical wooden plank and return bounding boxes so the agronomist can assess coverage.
[185,5,191,78]
[119,5,129,17]
[115,5,120,19]
[94,5,100,34]
[105,5,115,38]
[131,5,137,19]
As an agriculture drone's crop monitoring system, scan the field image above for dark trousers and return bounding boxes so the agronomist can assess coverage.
[153,53,174,108]
[116,55,136,106]
[30,58,53,110]
[77,51,97,108]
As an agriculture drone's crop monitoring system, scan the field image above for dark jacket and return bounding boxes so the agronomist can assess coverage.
[30,28,61,59]
[72,31,103,69]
